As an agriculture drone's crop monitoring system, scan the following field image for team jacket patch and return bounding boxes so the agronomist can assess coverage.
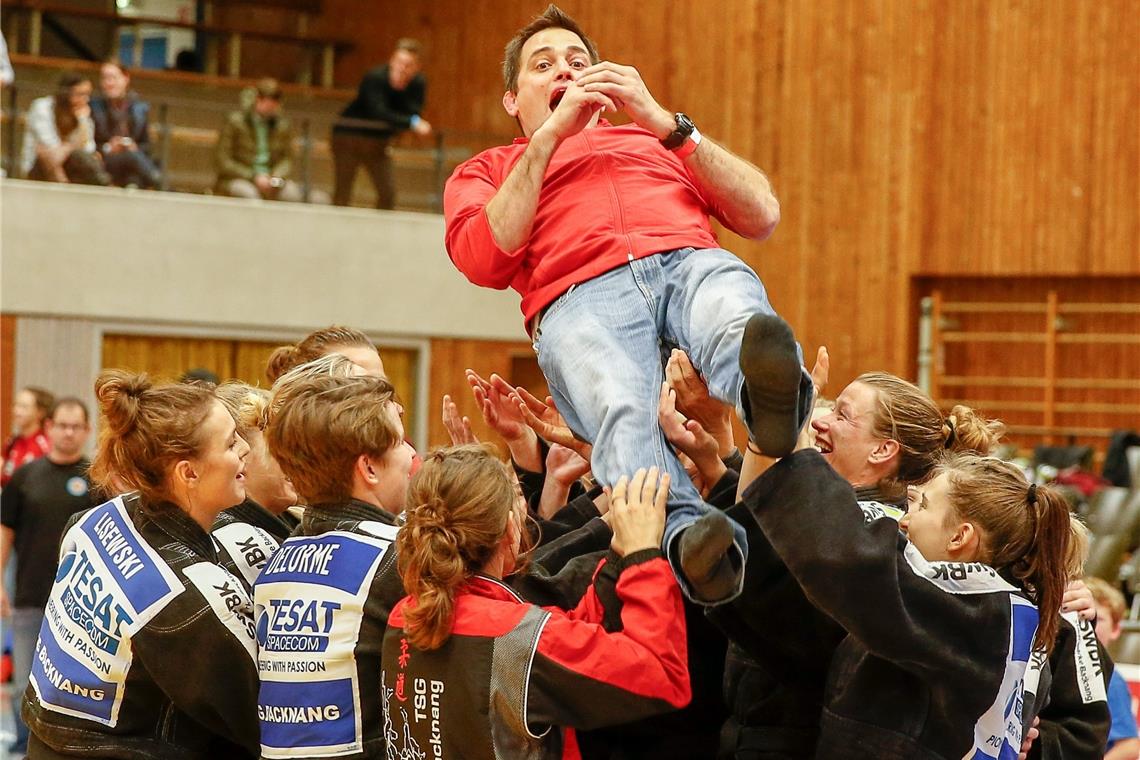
[964,595,1039,760]
[255,530,392,758]
[1062,611,1108,705]
[213,522,281,588]
[29,497,183,726]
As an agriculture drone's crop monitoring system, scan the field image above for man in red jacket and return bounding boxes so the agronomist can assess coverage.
[444,4,811,602]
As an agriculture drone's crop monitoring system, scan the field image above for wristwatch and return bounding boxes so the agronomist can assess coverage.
[661,112,702,159]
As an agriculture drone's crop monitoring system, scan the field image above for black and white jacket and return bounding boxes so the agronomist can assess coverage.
[23,495,260,759]
[742,450,1041,760]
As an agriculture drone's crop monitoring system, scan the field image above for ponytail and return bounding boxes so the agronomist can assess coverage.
[397,498,470,650]
[395,444,517,650]
[938,454,1073,654]
[1006,484,1073,653]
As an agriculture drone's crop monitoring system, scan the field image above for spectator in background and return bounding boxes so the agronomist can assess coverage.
[332,38,431,209]
[2,386,54,486]
[91,61,162,189]
[215,78,310,202]
[1087,577,1140,760]
[21,72,110,185]
[0,34,13,87]
[0,398,96,756]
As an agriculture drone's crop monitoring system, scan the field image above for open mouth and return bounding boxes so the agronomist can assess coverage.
[549,87,568,109]
[815,439,833,455]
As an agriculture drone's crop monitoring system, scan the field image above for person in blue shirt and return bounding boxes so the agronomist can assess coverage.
[1087,576,1140,760]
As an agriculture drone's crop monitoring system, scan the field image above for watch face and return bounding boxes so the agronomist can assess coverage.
[675,113,695,135]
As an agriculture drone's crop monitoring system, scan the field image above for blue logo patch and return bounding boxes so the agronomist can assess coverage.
[1011,602,1039,664]
[259,678,356,750]
[81,503,170,612]
[258,534,387,594]
[32,622,118,723]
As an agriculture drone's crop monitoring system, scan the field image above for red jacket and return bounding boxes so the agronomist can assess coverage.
[444,123,723,325]
[381,549,691,760]
[1,428,50,486]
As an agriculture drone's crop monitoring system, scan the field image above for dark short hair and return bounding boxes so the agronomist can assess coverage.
[50,397,90,424]
[56,71,88,92]
[502,4,599,93]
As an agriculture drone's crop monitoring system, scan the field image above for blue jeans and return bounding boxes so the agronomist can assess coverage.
[9,607,43,752]
[532,248,809,603]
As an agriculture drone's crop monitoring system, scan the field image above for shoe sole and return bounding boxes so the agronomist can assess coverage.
[680,511,736,583]
[740,313,803,457]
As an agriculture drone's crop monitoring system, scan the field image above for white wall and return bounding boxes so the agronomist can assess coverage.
[0,181,526,342]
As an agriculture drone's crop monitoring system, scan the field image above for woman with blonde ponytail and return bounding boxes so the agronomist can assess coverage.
[382,445,691,759]
[735,425,1080,760]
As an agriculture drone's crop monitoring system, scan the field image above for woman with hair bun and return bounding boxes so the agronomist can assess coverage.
[722,326,1080,759]
[22,370,259,759]
[382,445,691,759]
[703,371,1006,759]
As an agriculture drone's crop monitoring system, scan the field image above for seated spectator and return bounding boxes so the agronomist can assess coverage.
[90,61,162,189]
[2,386,54,486]
[1087,577,1140,760]
[215,78,326,203]
[21,72,110,185]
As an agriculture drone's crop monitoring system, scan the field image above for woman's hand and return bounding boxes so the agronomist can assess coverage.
[665,349,735,457]
[658,382,726,491]
[441,394,478,446]
[608,467,669,557]
[1062,579,1097,621]
[465,370,542,471]
[512,386,593,462]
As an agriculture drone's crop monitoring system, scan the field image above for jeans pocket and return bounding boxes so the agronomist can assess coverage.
[532,284,578,355]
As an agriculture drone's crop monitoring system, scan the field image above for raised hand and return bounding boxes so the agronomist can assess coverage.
[546,443,592,486]
[608,467,670,557]
[464,370,543,472]
[659,382,727,493]
[810,346,830,396]
[441,394,478,446]
[574,61,675,139]
[665,349,735,457]
[512,386,593,462]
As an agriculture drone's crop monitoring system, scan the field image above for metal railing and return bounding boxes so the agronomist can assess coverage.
[0,83,487,212]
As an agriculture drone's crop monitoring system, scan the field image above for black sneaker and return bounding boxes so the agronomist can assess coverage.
[739,313,802,458]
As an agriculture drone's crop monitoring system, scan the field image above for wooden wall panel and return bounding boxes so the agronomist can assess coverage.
[917,276,1140,460]
[1,315,17,438]
[101,336,422,446]
[427,338,547,450]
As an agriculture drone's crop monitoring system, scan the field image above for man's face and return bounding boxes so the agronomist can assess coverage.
[503,27,593,138]
[388,49,420,91]
[47,404,89,461]
[254,95,281,118]
[100,64,129,100]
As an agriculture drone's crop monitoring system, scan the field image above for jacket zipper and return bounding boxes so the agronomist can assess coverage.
[585,130,635,261]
